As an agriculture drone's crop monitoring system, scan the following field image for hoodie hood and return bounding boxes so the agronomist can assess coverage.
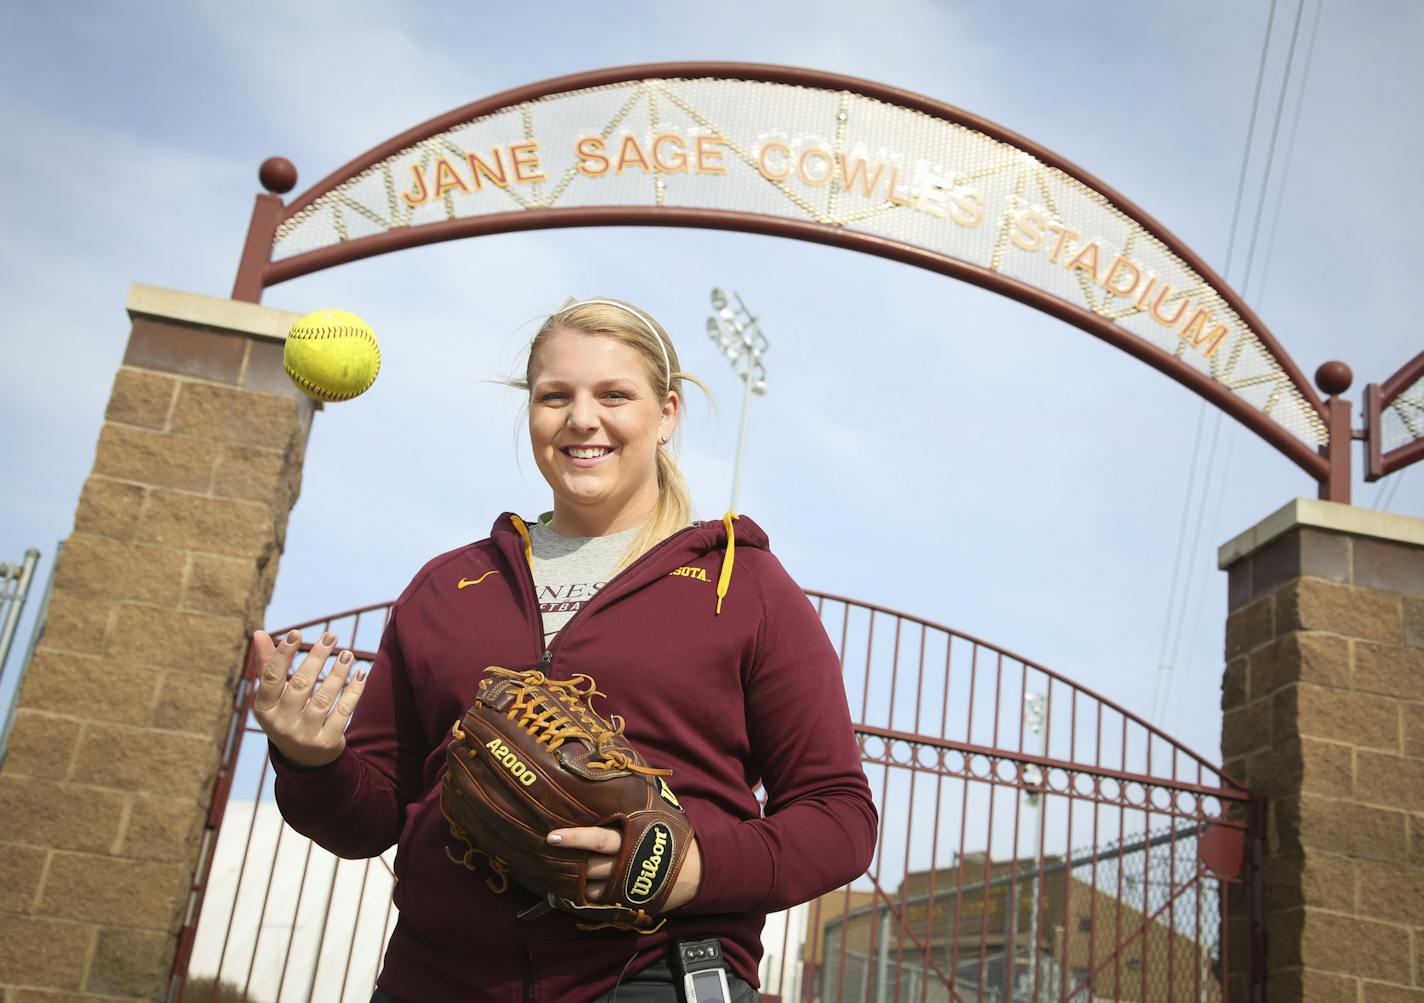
[492,510,770,616]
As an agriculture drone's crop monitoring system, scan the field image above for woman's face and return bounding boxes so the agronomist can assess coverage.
[529,327,678,530]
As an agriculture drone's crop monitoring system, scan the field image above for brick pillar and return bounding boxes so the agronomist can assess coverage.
[0,284,313,1001]
[1219,498,1424,1002]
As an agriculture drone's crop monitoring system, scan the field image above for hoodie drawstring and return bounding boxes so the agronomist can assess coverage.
[716,511,740,615]
[510,513,533,568]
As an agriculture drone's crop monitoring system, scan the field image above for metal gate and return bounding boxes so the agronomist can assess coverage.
[170,594,1260,1002]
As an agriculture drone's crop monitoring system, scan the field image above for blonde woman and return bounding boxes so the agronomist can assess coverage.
[252,298,876,1002]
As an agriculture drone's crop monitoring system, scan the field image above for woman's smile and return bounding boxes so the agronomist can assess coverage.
[562,445,617,467]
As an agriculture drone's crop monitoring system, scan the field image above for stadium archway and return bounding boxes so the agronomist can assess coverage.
[228,62,1420,504]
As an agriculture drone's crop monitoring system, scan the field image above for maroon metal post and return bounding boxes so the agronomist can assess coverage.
[1366,382,1385,481]
[231,157,296,303]
[232,193,283,304]
[1314,361,1353,504]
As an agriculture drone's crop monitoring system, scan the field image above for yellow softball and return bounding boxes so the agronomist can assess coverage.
[283,309,381,402]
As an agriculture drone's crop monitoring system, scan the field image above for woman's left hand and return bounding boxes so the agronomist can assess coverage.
[548,826,702,912]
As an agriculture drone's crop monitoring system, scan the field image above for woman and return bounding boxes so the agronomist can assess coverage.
[252,298,877,1002]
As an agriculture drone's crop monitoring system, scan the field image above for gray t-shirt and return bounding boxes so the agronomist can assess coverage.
[528,512,646,649]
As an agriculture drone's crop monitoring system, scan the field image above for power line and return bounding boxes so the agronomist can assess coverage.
[1166,0,1326,739]
[1379,467,1408,513]
[1376,473,1397,511]
[1160,410,1225,730]
[1166,417,1240,736]
[1169,0,1307,701]
[1150,402,1207,723]
[1163,0,1310,727]
[1250,0,1412,522]
[1239,0,1310,298]
[1253,0,1327,305]
[1151,1,1280,728]
[1221,0,1281,282]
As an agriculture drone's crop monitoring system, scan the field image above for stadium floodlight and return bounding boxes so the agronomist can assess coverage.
[707,289,769,513]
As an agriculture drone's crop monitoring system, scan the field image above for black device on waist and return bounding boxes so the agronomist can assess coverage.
[668,937,733,1003]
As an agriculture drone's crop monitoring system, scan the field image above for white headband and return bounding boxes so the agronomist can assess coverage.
[560,298,672,388]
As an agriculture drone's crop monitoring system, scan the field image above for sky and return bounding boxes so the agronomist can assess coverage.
[1,0,1421,780]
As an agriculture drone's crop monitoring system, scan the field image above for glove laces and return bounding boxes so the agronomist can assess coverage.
[440,792,512,894]
[488,668,671,777]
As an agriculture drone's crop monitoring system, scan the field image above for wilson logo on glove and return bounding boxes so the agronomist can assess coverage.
[626,822,674,904]
[484,738,538,787]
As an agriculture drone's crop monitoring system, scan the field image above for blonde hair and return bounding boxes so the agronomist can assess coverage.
[496,298,715,575]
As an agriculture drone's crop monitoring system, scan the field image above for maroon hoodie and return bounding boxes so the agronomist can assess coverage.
[271,511,877,1002]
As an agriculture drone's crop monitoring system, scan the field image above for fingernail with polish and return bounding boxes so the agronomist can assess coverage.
[547,833,563,845]
[320,632,336,646]
[285,630,300,644]
[338,650,353,665]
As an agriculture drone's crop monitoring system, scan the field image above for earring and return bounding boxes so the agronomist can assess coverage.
[658,434,669,444]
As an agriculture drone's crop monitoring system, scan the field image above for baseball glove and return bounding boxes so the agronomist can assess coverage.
[440,666,694,934]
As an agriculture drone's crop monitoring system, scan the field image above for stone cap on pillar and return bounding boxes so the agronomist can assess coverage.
[1219,498,1424,570]
[1218,497,1424,613]
[123,282,317,408]
[126,282,300,340]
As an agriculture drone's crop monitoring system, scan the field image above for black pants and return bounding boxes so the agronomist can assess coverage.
[370,957,760,1002]
[588,956,759,1002]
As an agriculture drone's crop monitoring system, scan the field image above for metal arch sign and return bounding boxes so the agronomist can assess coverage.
[233,62,1352,498]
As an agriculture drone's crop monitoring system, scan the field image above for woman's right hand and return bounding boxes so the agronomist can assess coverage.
[251,628,368,768]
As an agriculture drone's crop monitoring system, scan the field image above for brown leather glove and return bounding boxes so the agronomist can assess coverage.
[440,666,694,934]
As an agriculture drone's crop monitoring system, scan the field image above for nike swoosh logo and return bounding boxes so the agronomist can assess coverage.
[457,571,500,589]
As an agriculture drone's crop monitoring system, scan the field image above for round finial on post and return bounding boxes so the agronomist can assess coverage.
[259,157,298,195]
[1315,360,1352,397]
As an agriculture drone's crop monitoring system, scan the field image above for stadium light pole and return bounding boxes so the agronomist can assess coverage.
[706,289,768,513]
[1022,691,1048,994]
